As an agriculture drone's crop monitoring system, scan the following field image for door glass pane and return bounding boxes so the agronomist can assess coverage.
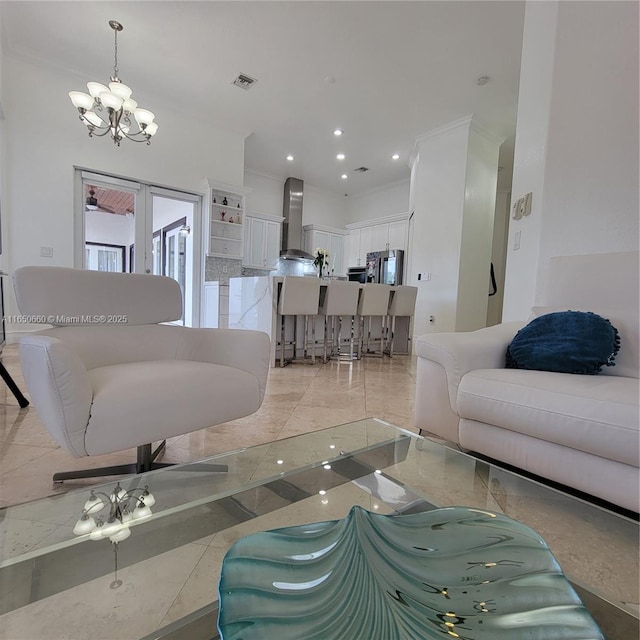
[152,195,194,326]
[85,243,124,272]
[152,234,161,275]
[83,184,134,271]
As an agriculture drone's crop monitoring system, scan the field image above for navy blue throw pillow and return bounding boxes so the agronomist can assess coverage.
[506,311,620,375]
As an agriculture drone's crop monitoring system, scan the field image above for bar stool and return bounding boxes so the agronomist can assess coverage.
[357,284,392,357]
[318,280,361,362]
[386,285,418,357]
[277,276,321,367]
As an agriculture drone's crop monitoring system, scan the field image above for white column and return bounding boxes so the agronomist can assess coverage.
[409,116,502,338]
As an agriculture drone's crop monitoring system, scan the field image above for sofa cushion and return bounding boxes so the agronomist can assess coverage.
[457,369,639,467]
[506,311,620,375]
[85,360,263,455]
[530,306,639,379]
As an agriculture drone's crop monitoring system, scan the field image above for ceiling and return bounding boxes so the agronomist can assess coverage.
[2,1,525,196]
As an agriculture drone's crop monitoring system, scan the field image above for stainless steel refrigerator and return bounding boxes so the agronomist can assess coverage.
[365,250,404,286]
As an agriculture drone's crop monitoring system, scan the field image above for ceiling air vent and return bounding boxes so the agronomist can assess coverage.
[354,167,369,173]
[233,73,258,90]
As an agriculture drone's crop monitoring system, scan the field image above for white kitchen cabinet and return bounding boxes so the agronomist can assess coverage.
[371,224,389,252]
[359,226,373,264]
[346,213,409,265]
[202,180,250,259]
[243,212,283,269]
[347,229,361,267]
[303,225,347,275]
[202,281,219,328]
[346,226,372,267]
[388,220,407,251]
[370,220,407,252]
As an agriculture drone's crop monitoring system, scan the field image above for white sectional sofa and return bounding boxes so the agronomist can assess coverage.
[414,252,639,513]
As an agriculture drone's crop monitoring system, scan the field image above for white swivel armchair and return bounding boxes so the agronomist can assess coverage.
[13,266,271,482]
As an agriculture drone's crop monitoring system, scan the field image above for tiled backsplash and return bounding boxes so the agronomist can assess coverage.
[205,258,271,284]
[205,257,242,284]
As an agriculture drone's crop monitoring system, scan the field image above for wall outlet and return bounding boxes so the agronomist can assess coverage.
[40,246,53,258]
[429,315,435,324]
[418,272,431,281]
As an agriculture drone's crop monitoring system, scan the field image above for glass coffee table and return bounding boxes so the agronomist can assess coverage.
[0,418,637,639]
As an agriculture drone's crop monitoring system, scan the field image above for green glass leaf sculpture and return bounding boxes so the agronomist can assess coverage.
[218,505,603,639]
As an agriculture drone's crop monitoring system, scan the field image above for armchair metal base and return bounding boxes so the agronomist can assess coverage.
[52,441,228,483]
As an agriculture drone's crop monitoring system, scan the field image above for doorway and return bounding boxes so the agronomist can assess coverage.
[75,170,202,326]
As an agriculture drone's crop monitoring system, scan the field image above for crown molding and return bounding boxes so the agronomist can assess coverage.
[414,115,473,147]
[245,210,284,223]
[412,115,505,161]
[303,224,347,236]
[346,211,410,230]
[470,119,506,147]
[202,178,252,196]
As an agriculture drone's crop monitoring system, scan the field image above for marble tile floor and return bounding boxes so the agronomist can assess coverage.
[0,343,419,509]
[1,344,638,640]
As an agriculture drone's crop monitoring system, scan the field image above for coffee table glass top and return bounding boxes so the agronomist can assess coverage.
[0,418,637,640]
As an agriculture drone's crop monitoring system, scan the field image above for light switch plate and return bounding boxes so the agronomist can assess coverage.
[513,230,521,251]
[523,192,532,216]
[512,200,522,220]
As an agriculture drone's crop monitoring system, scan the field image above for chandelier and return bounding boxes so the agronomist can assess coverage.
[69,20,158,146]
[72,482,155,543]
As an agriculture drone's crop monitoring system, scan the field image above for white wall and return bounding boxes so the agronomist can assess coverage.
[409,119,472,337]
[535,0,639,291]
[455,125,501,332]
[345,179,410,224]
[302,184,347,229]
[409,117,501,338]
[503,0,639,320]
[486,189,511,326]
[244,170,283,216]
[244,169,348,229]
[3,53,246,320]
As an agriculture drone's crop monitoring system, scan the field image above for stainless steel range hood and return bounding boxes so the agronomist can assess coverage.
[280,177,313,260]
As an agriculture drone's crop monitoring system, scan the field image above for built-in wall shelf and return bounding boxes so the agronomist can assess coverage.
[202,179,252,259]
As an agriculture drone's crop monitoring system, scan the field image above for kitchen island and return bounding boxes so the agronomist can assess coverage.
[228,276,411,366]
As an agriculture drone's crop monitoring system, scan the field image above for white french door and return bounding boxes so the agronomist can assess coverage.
[75,170,203,326]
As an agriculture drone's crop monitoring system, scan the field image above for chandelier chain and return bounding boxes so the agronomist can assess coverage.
[113,27,119,80]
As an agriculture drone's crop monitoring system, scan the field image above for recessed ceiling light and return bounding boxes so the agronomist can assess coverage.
[341,174,348,180]
[336,153,345,160]
[391,153,400,160]
[333,129,343,136]
[286,155,294,161]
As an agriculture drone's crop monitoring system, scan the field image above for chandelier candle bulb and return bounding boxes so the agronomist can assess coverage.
[99,91,123,111]
[69,91,94,110]
[109,81,132,99]
[87,82,108,98]
[109,527,131,543]
[72,514,97,535]
[134,109,155,126]
[122,98,138,113]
